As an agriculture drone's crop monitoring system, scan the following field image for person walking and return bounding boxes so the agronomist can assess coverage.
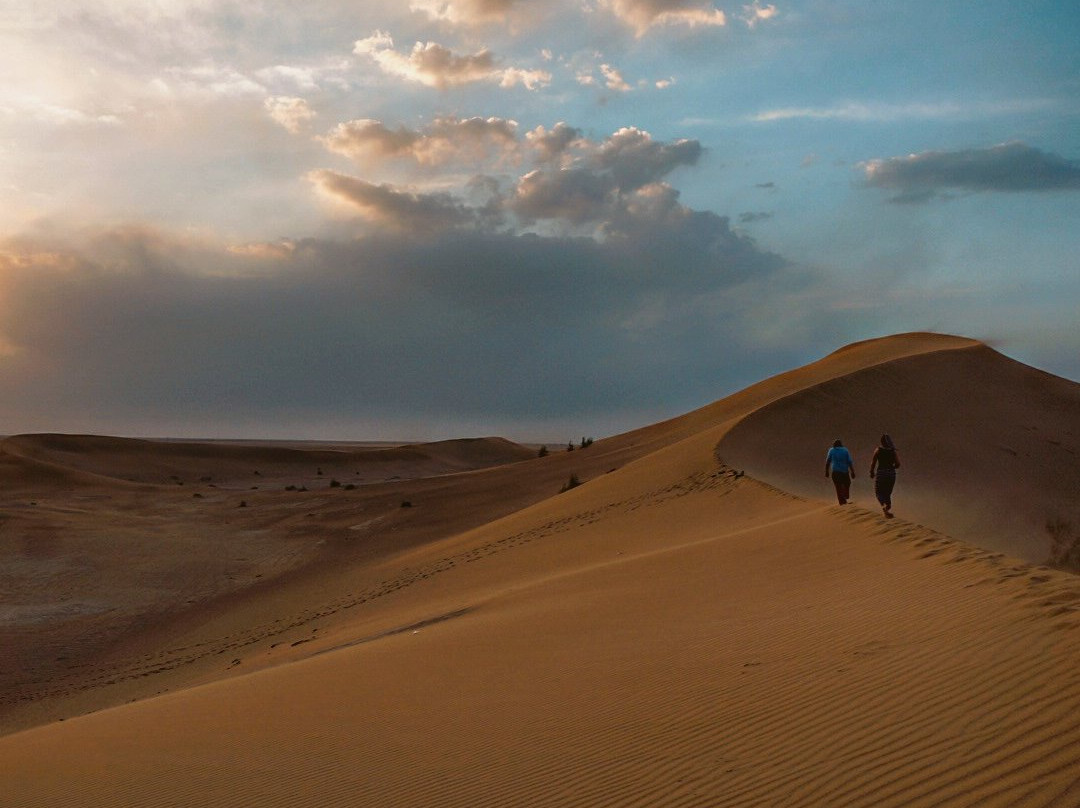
[824,439,855,505]
[869,433,901,517]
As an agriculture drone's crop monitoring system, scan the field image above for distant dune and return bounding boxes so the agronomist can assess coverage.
[1,433,537,488]
[3,332,1080,807]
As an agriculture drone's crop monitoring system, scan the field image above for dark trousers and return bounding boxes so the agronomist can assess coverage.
[874,471,896,507]
[831,471,851,504]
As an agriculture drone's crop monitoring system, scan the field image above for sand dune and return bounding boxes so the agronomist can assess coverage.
[719,339,1080,564]
[1,433,537,488]
[2,332,1080,807]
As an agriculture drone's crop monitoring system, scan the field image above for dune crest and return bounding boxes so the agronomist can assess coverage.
[3,332,1080,807]
[719,340,1080,564]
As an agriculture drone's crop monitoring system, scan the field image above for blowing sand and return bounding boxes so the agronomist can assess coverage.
[2,332,1079,807]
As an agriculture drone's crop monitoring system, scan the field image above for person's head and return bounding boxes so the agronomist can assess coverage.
[881,433,894,449]
[833,439,843,448]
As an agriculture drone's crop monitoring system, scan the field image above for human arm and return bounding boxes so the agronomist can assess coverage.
[869,448,879,478]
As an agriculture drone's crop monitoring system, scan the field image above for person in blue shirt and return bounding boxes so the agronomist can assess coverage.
[824,439,855,504]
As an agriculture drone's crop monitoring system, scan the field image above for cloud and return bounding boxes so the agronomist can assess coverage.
[353,31,550,90]
[4,99,123,127]
[525,123,585,165]
[594,126,703,189]
[169,65,266,97]
[600,64,632,92]
[309,170,480,233]
[0,219,787,437]
[740,1,777,28]
[860,142,1080,203]
[738,211,773,223]
[313,121,703,232]
[749,98,1058,123]
[410,0,516,25]
[321,116,519,167]
[265,96,316,134]
[255,65,322,92]
[510,168,617,225]
[508,130,701,228]
[601,0,726,37]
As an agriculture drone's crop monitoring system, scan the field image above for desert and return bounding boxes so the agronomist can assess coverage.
[2,332,1080,807]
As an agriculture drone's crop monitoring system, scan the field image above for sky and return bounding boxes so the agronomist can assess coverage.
[0,0,1078,441]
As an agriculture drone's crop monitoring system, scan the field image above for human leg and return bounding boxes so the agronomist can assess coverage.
[831,471,850,504]
[875,471,896,514]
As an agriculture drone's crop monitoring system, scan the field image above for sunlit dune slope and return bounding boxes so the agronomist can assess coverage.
[0,331,1039,737]
[4,332,1080,808]
[719,341,1080,564]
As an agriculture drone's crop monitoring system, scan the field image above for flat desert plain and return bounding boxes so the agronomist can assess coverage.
[2,332,1080,807]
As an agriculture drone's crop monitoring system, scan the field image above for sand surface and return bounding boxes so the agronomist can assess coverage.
[2,332,1080,807]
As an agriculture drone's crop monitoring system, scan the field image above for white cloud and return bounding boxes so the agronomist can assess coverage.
[409,0,516,25]
[601,0,726,37]
[2,96,124,127]
[740,1,777,28]
[353,31,550,90]
[255,65,321,92]
[600,64,631,92]
[525,123,585,165]
[321,116,520,167]
[749,98,1058,123]
[169,65,265,97]
[265,96,316,134]
[308,170,478,232]
[310,122,705,233]
[498,66,552,90]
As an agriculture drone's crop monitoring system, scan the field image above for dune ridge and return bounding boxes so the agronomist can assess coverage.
[2,332,1080,807]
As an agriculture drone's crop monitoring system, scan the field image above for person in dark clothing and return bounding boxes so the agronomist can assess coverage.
[824,439,855,505]
[869,433,901,517]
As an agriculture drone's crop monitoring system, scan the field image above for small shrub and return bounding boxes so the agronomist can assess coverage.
[537,445,548,458]
[560,474,581,493]
[401,500,412,508]
[329,479,341,488]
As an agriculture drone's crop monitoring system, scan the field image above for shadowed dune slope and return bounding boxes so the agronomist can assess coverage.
[4,332,1080,807]
[719,342,1080,564]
